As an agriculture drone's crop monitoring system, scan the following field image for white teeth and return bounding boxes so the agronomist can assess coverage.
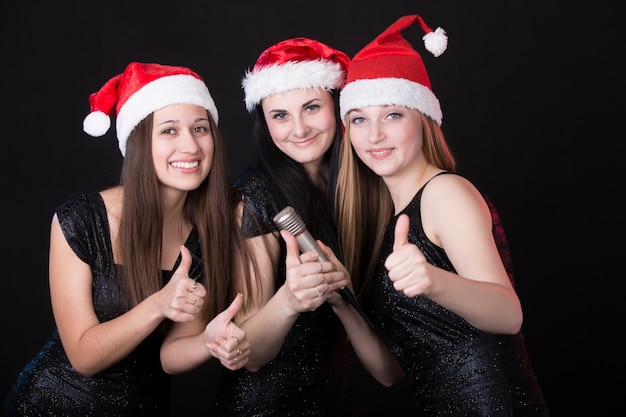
[171,161,199,168]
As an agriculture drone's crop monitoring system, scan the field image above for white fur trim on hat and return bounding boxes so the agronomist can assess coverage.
[339,77,442,126]
[242,60,345,112]
[116,74,219,156]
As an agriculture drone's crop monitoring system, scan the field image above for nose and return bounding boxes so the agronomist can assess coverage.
[179,129,201,152]
[291,115,311,138]
[367,120,385,144]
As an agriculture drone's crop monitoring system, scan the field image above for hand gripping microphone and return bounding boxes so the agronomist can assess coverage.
[273,206,375,329]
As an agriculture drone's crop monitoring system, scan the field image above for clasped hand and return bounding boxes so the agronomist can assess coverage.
[281,230,352,312]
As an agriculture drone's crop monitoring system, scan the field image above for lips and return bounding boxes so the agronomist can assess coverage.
[368,148,394,158]
[170,161,199,168]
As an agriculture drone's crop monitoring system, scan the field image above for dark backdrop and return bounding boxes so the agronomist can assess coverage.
[1,1,622,415]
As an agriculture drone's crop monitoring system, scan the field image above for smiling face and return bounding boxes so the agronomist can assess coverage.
[347,104,426,181]
[261,87,337,177]
[151,103,214,195]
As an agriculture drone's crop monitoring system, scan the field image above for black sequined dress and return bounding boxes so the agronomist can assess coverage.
[362,173,550,416]
[212,165,354,416]
[1,192,202,417]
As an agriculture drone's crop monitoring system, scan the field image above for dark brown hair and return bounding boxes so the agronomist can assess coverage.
[117,111,256,323]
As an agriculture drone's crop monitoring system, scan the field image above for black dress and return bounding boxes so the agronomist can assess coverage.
[362,172,550,416]
[212,166,355,417]
[1,192,202,417]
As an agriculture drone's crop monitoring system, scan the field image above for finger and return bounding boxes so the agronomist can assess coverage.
[392,214,411,252]
[280,229,304,267]
[175,245,193,276]
[220,293,244,322]
[315,239,335,262]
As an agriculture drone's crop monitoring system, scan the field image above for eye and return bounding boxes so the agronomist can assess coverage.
[350,116,365,125]
[387,111,403,120]
[192,125,210,133]
[161,127,177,135]
[271,112,288,120]
[305,103,320,112]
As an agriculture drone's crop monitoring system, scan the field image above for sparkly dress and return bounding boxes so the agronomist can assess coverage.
[362,172,550,416]
[1,192,202,417]
[212,165,355,417]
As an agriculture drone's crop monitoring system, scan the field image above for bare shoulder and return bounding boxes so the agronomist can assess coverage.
[98,187,123,216]
[98,186,123,204]
[422,173,482,205]
[421,173,491,238]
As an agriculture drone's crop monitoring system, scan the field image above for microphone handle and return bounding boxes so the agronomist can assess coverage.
[295,233,376,329]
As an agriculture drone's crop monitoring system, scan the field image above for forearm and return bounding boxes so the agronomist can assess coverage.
[65,296,165,376]
[240,286,298,371]
[429,267,523,334]
[161,330,214,374]
[333,302,404,387]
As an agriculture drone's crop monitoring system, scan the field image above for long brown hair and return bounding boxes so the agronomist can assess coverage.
[335,112,455,298]
[117,111,256,321]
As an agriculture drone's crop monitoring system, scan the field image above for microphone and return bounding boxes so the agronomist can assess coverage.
[273,206,375,329]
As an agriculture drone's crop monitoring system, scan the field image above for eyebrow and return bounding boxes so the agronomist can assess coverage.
[267,98,322,114]
[301,98,320,109]
[155,117,210,126]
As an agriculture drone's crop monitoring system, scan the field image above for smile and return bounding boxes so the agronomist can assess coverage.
[171,161,199,168]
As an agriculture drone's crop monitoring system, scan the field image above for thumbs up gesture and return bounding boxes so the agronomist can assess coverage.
[204,293,249,370]
[384,214,432,297]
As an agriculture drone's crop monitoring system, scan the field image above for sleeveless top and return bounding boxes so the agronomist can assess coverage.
[212,165,355,416]
[362,172,550,416]
[1,192,203,417]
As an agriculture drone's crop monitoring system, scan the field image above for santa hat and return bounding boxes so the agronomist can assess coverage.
[339,14,447,125]
[83,62,219,156]
[242,37,350,112]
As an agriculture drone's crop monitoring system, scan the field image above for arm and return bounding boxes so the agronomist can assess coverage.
[161,293,249,374]
[332,300,405,387]
[236,229,348,371]
[313,239,405,387]
[50,217,203,377]
[387,175,523,334]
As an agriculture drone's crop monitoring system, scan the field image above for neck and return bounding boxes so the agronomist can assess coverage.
[387,162,438,214]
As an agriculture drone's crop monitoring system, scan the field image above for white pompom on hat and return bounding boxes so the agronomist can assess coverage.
[83,62,219,156]
[339,14,448,125]
[242,37,350,112]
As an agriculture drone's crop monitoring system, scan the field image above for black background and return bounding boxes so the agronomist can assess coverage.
[1,1,622,415]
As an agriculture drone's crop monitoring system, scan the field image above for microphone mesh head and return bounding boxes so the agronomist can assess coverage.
[273,206,306,236]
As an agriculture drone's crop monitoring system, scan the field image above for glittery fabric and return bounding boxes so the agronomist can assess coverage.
[362,173,550,416]
[1,192,203,417]
[213,166,355,416]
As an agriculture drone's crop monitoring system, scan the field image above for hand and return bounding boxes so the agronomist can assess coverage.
[280,229,334,312]
[157,245,208,322]
[384,214,433,297]
[313,239,354,307]
[204,293,249,370]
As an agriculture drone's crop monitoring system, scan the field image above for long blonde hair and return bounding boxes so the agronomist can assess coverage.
[335,112,455,297]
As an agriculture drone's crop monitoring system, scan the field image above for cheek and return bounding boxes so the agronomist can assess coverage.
[349,130,366,151]
[317,109,337,133]
[266,124,289,149]
[151,146,166,167]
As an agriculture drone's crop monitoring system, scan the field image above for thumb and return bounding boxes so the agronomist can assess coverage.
[315,239,334,261]
[174,245,193,276]
[280,229,302,267]
[393,214,411,252]
[220,293,244,321]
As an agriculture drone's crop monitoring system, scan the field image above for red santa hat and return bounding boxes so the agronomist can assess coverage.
[242,37,350,112]
[83,62,219,156]
[339,14,447,125]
